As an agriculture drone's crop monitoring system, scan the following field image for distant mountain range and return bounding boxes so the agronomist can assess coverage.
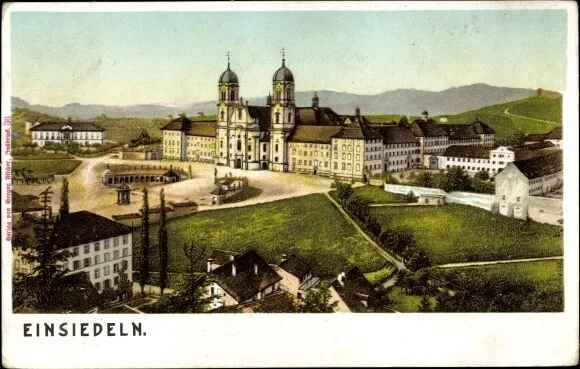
[12,83,536,120]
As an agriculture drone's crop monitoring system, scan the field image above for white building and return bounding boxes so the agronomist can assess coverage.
[29,121,105,146]
[494,150,562,219]
[275,254,320,299]
[328,267,382,313]
[13,210,133,297]
[437,145,516,176]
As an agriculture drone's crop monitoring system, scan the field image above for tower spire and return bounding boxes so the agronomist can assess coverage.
[226,51,231,69]
[281,47,285,67]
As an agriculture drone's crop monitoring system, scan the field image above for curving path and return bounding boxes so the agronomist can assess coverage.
[504,108,561,125]
[434,255,563,269]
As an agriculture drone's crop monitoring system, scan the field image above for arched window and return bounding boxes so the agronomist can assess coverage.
[220,141,223,148]
[275,143,279,152]
[275,112,280,124]
[276,91,281,100]
[237,140,242,151]
[238,108,243,120]
[220,111,224,120]
[230,90,235,101]
[288,112,292,122]
[221,91,226,101]
[287,90,292,100]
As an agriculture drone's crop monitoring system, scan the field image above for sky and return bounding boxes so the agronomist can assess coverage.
[10,9,568,106]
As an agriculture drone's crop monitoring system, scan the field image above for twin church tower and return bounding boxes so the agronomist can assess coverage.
[216,52,307,172]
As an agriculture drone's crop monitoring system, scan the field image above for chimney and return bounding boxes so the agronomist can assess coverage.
[232,263,236,276]
[207,258,213,273]
[421,110,429,121]
[355,106,361,118]
[312,91,319,108]
[337,272,345,286]
[254,263,258,275]
[281,254,288,263]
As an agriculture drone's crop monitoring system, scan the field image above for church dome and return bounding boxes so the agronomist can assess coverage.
[273,59,294,83]
[219,66,239,84]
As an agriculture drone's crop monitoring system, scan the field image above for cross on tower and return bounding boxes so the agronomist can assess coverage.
[281,48,285,66]
[226,51,231,68]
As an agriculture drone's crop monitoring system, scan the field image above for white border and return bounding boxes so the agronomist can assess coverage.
[2,2,578,368]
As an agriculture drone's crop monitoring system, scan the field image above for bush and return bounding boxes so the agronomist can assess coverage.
[474,169,490,181]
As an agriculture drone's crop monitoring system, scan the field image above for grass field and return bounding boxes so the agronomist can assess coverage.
[387,287,436,312]
[363,264,397,284]
[133,194,386,277]
[12,152,74,160]
[13,159,82,176]
[336,185,408,204]
[429,259,563,312]
[435,96,562,139]
[223,186,263,204]
[371,204,563,265]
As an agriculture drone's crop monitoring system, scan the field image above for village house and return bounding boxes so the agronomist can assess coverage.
[494,150,562,219]
[11,191,45,222]
[328,267,383,313]
[206,250,282,310]
[28,120,105,147]
[275,254,320,299]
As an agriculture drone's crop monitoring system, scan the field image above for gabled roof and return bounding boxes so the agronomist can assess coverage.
[442,124,480,141]
[217,290,295,313]
[161,116,192,131]
[332,118,383,141]
[185,121,217,137]
[210,249,242,267]
[512,150,562,179]
[373,126,418,144]
[247,106,272,131]
[52,211,133,250]
[409,120,448,138]
[278,254,312,280]
[331,267,381,313]
[208,250,282,303]
[295,107,343,126]
[29,122,105,132]
[288,125,342,144]
[443,145,491,159]
[471,120,495,134]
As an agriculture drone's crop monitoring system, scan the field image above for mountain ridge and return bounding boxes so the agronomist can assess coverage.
[12,83,536,120]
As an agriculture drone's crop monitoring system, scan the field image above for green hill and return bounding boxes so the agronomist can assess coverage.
[436,96,562,139]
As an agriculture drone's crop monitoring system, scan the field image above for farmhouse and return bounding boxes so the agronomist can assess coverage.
[494,150,562,219]
[275,254,320,299]
[206,250,283,310]
[329,267,382,313]
[29,120,105,147]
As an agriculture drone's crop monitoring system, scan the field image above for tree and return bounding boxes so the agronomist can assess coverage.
[415,171,434,188]
[404,247,431,271]
[445,166,471,192]
[14,187,71,311]
[366,215,382,237]
[398,115,409,127]
[59,177,69,219]
[335,180,354,206]
[158,189,168,296]
[474,169,490,181]
[139,188,150,295]
[418,294,432,312]
[294,287,337,313]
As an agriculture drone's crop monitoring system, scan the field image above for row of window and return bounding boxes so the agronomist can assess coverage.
[386,149,420,156]
[187,151,214,157]
[71,236,128,256]
[447,157,489,164]
[33,132,101,140]
[292,150,329,158]
[332,162,360,172]
[72,248,129,270]
[447,165,496,172]
[92,261,129,279]
[365,154,382,161]
[293,159,328,168]
[94,274,126,292]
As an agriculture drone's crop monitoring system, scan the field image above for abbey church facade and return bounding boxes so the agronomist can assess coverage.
[161,55,496,181]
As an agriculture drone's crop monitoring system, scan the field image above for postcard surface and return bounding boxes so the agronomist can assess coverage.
[1,1,579,367]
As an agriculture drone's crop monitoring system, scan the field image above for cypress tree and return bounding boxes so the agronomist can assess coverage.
[139,188,150,295]
[59,177,69,219]
[158,189,168,296]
